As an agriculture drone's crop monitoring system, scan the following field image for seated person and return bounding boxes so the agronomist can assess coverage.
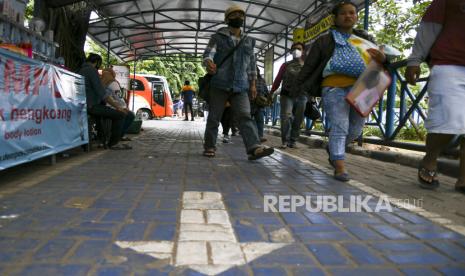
[78,53,128,149]
[101,68,135,142]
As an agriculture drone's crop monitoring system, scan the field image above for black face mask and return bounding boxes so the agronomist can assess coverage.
[228,18,243,28]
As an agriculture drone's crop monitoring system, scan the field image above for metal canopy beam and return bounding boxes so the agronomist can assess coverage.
[83,0,368,62]
[96,0,301,16]
[113,35,286,55]
[90,8,288,36]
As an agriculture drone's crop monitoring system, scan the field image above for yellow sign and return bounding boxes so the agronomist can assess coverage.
[303,15,334,42]
[293,28,305,43]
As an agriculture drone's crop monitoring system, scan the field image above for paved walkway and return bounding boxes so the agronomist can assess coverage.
[0,119,465,276]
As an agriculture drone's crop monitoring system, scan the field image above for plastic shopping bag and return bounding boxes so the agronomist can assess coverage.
[345,61,391,117]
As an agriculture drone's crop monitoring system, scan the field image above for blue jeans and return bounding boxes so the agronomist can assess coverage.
[280,95,307,145]
[204,86,261,153]
[251,106,265,138]
[121,111,135,137]
[322,86,366,161]
[305,117,313,130]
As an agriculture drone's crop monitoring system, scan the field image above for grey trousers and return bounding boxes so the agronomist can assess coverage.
[203,86,261,154]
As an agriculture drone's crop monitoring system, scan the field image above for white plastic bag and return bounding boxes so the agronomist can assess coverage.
[345,61,391,117]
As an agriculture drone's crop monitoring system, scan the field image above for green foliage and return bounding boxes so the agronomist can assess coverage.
[312,123,325,132]
[85,37,206,97]
[398,124,427,141]
[358,0,431,59]
[25,0,34,20]
[354,0,432,142]
[363,126,383,138]
[85,38,119,66]
[85,42,204,96]
[133,56,206,96]
[363,124,426,141]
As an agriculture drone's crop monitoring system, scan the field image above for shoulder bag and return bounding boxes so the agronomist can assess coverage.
[198,37,246,103]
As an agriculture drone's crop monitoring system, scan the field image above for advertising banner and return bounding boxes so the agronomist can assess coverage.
[0,48,88,170]
[112,65,130,90]
[112,64,130,103]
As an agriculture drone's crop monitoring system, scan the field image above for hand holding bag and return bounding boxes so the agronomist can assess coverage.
[304,101,321,120]
[198,74,212,102]
[345,61,391,117]
[197,38,246,103]
[253,95,271,108]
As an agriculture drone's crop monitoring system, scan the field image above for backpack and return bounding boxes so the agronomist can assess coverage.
[282,59,303,96]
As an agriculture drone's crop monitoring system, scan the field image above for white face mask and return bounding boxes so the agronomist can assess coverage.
[292,49,302,59]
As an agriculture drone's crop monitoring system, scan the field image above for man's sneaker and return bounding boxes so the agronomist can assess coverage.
[280,144,287,149]
[222,135,230,143]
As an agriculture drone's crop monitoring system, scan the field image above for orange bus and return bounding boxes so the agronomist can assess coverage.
[128,74,174,120]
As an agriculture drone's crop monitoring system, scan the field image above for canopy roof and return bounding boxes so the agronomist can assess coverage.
[84,0,367,64]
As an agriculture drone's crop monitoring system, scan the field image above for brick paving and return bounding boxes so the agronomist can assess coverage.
[0,119,464,276]
[264,129,465,227]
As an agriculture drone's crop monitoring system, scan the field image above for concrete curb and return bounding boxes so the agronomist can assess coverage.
[265,127,460,179]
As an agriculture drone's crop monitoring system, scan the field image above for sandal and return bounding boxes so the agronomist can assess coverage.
[334,171,350,182]
[418,165,440,189]
[203,149,215,158]
[109,144,132,150]
[248,146,274,160]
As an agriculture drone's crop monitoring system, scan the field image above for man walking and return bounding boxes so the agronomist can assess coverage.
[405,0,465,192]
[202,4,274,160]
[269,42,306,149]
[181,80,195,121]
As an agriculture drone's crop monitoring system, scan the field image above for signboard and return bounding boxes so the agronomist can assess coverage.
[293,28,305,43]
[0,48,88,170]
[112,64,130,90]
[303,15,334,43]
[264,46,274,86]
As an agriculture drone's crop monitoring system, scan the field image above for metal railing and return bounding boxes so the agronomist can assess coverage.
[266,60,461,154]
[366,60,428,141]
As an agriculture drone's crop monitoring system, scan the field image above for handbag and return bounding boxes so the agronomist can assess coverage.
[304,101,321,120]
[253,95,270,108]
[197,38,246,103]
[198,74,212,102]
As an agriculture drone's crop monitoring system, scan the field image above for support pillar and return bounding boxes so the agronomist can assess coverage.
[385,72,397,139]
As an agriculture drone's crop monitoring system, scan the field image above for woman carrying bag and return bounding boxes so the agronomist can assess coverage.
[294,1,388,181]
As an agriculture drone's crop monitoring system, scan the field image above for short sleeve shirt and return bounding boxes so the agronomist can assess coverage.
[423,0,465,66]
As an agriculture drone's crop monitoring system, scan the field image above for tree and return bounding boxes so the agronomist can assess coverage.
[85,37,206,97]
[134,55,206,97]
[85,38,119,66]
[359,0,431,59]
[34,0,91,71]
[357,0,432,141]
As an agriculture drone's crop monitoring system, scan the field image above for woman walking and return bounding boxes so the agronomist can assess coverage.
[294,1,387,181]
